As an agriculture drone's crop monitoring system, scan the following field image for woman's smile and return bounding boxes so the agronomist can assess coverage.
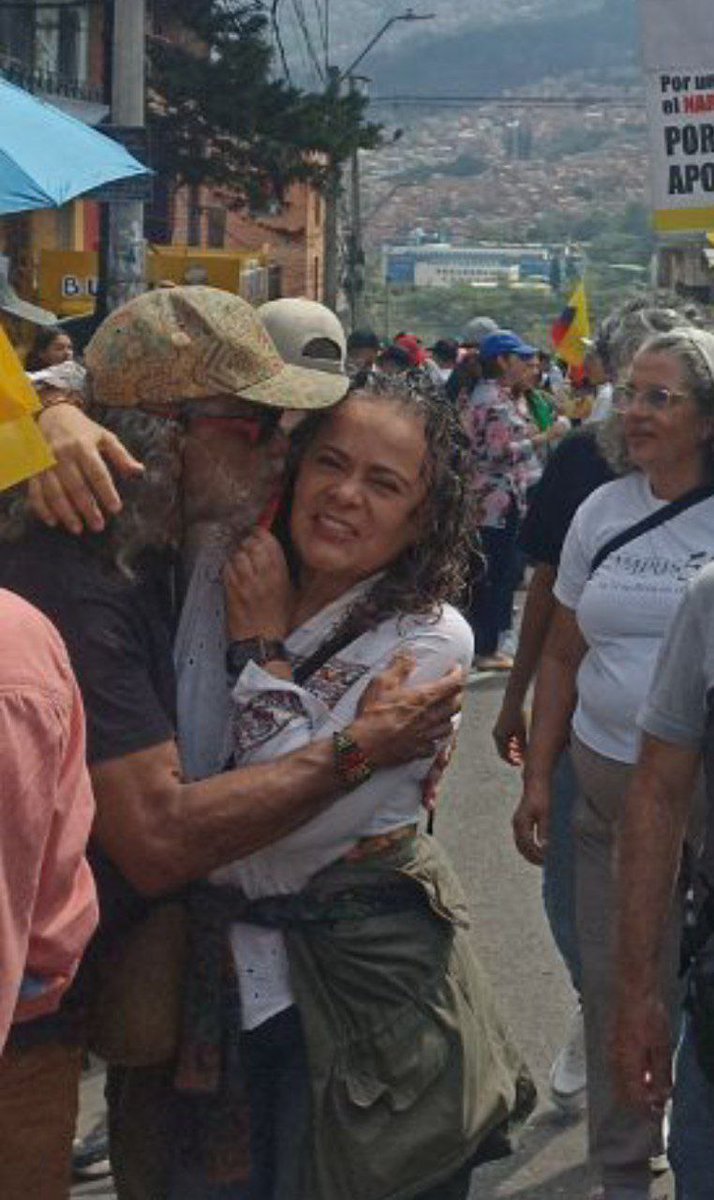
[312,510,359,543]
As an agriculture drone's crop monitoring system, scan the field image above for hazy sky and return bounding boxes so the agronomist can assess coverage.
[276,0,565,85]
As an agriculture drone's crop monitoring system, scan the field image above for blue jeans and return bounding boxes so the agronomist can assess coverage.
[670,1014,714,1200]
[542,748,582,995]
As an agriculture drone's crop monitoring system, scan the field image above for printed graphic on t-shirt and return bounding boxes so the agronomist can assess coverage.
[594,549,712,592]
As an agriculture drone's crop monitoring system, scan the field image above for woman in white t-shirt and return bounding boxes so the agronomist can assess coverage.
[513,327,714,1200]
[173,377,534,1200]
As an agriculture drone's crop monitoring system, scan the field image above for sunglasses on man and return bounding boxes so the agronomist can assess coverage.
[179,404,283,445]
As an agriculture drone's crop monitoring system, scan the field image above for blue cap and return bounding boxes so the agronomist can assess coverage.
[479,330,538,361]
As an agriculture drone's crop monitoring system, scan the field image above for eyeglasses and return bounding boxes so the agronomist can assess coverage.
[613,382,689,413]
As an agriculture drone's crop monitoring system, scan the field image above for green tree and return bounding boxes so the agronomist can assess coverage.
[147,0,380,208]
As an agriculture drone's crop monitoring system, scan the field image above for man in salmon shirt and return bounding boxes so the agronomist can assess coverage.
[0,369,98,1198]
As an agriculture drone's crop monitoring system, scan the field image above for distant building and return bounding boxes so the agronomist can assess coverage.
[414,261,520,288]
[382,242,560,290]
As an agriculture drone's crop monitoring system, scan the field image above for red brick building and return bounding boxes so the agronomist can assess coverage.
[165,183,325,302]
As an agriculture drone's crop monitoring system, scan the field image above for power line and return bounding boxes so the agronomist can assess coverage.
[369,93,643,108]
[285,3,315,87]
[270,0,292,83]
[310,0,327,64]
[290,0,325,84]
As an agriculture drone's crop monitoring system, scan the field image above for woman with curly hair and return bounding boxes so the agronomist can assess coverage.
[170,375,534,1200]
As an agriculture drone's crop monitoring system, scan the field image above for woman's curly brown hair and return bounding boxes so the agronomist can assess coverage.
[275,371,478,636]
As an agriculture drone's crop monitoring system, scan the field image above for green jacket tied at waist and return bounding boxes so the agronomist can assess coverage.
[281,833,535,1200]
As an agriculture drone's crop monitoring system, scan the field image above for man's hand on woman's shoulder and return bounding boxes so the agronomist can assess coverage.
[351,654,465,768]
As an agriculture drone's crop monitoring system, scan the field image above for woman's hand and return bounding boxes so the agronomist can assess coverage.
[492,697,528,766]
[512,603,584,864]
[512,777,552,865]
[224,530,293,642]
[32,404,143,535]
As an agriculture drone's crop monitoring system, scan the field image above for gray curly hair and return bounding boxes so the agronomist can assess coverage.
[0,408,183,576]
[597,326,714,477]
[592,291,709,377]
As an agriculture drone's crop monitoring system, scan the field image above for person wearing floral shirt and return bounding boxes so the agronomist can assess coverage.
[464,331,556,671]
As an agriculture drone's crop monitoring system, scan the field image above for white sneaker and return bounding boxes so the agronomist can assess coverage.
[649,1102,670,1175]
[549,1006,587,1113]
[498,629,518,658]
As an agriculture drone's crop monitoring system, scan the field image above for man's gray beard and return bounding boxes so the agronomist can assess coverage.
[181,454,280,569]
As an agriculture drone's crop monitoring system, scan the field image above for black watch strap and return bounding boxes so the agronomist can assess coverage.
[226,637,288,682]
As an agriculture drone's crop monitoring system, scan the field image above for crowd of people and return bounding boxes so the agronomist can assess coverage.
[1,287,714,1200]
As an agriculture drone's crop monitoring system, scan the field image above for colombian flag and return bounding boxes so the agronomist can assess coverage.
[551,281,591,370]
[0,325,54,491]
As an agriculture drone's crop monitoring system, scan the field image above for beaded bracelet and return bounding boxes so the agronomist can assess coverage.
[333,730,374,790]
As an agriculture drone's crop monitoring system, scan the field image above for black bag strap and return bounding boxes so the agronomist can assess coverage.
[589,484,714,578]
[223,616,369,773]
[292,616,368,686]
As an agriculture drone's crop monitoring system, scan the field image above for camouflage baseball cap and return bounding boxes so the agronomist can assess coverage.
[84,286,348,412]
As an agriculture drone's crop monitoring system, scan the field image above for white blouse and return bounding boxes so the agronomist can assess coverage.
[208,578,473,1030]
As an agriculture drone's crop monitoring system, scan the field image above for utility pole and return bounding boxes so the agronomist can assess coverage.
[348,138,364,328]
[346,75,366,330]
[322,66,341,312]
[321,11,434,316]
[107,0,146,311]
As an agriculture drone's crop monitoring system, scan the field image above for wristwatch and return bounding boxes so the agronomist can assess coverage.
[226,637,289,683]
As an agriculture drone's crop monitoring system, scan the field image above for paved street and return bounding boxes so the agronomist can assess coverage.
[73,674,673,1199]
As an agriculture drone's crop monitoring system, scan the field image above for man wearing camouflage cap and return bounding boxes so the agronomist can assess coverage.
[2,285,461,1199]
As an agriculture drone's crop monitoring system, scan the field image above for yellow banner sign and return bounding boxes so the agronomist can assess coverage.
[0,325,54,490]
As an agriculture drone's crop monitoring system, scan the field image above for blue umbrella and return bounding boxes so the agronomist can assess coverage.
[0,77,151,215]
